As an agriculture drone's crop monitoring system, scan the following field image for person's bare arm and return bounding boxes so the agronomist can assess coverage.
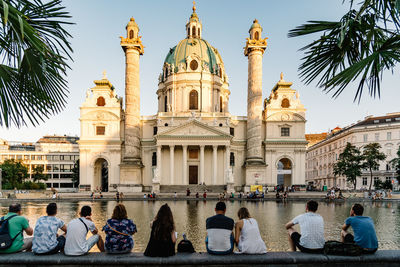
[85,216,98,234]
[24,226,33,236]
[60,224,67,234]
[285,221,295,230]
[342,223,350,231]
[235,220,243,244]
[171,231,177,244]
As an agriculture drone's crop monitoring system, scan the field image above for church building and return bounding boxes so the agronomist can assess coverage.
[78,4,307,193]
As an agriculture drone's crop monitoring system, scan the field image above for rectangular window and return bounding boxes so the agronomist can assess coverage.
[152,152,157,166]
[53,155,60,161]
[188,149,198,159]
[230,152,235,166]
[374,177,380,184]
[281,127,290,136]
[387,132,392,140]
[96,126,105,135]
[60,174,73,179]
[363,134,368,142]
[46,155,52,161]
[230,127,235,136]
[362,177,368,186]
[375,133,379,141]
[46,165,52,172]
[53,165,60,171]
[53,174,60,179]
[24,155,29,160]
[153,127,158,135]
[386,177,391,182]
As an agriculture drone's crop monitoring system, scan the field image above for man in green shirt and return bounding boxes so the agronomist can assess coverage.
[0,203,33,253]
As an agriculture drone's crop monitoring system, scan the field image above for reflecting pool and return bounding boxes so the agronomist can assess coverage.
[1,200,399,252]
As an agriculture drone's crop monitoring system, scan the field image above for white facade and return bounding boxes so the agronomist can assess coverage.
[79,7,307,192]
[0,136,79,191]
[306,113,400,190]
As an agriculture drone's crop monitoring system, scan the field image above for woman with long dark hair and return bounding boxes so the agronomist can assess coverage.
[144,203,176,257]
[102,204,136,254]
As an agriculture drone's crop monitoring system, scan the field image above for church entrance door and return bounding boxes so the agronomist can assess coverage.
[189,166,198,184]
[94,158,109,192]
[277,158,292,190]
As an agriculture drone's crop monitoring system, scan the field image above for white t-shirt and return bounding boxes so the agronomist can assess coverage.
[292,212,325,249]
[64,217,96,255]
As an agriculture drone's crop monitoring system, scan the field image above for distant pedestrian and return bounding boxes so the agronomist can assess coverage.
[116,192,120,202]
[174,192,177,199]
[203,191,207,199]
[196,192,199,198]
[186,188,191,197]
[285,200,325,253]
[341,204,378,253]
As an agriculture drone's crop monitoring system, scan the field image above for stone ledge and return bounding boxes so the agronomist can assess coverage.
[0,251,399,266]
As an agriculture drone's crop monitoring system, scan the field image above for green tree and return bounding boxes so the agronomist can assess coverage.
[390,145,400,182]
[0,159,28,188]
[362,143,386,193]
[31,165,47,183]
[289,0,400,101]
[333,143,364,190]
[0,0,72,127]
[71,159,79,188]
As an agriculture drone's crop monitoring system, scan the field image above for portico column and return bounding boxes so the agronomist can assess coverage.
[212,145,218,185]
[169,145,175,185]
[182,145,188,184]
[200,145,205,184]
[225,145,230,184]
[157,145,162,181]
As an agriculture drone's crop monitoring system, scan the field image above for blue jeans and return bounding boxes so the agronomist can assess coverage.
[205,235,234,255]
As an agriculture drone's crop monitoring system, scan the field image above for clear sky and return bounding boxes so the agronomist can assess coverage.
[1,0,399,142]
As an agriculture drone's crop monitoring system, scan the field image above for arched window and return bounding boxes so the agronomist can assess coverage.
[219,96,223,112]
[129,30,134,39]
[198,28,200,37]
[281,98,290,108]
[164,95,168,112]
[255,31,259,40]
[187,27,190,36]
[192,26,196,37]
[96,97,105,106]
[189,90,198,110]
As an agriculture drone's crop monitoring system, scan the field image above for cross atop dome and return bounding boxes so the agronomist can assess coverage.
[192,0,196,13]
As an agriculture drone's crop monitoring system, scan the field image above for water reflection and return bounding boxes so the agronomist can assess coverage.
[0,200,399,252]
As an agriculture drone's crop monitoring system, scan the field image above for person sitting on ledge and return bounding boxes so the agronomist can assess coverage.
[235,207,266,254]
[64,206,104,256]
[285,200,325,253]
[32,203,67,255]
[341,203,378,254]
[144,204,176,257]
[0,203,33,254]
[205,201,234,255]
[102,204,136,254]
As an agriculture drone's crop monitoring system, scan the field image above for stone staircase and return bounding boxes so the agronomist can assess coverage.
[160,185,225,193]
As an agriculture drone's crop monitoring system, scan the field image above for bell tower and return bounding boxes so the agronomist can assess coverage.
[186,1,202,38]
[119,17,144,191]
[244,19,268,188]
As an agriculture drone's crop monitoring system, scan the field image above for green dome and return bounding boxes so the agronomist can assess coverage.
[164,38,223,74]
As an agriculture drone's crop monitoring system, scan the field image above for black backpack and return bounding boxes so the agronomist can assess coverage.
[0,215,22,250]
[323,240,363,256]
[177,234,195,253]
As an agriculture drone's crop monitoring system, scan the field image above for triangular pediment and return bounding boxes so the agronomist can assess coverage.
[157,120,231,139]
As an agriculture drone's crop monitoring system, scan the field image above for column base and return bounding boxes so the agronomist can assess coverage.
[111,183,143,193]
[122,157,143,167]
[119,162,143,190]
[226,183,235,193]
[152,183,160,194]
[245,164,267,186]
[244,157,266,166]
